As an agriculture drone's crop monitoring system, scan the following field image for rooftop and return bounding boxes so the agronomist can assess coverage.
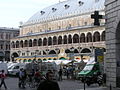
[23,0,105,26]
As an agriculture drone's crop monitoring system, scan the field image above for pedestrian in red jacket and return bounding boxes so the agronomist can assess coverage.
[0,70,7,89]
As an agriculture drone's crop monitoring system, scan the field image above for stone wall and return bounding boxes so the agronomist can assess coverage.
[105,0,120,88]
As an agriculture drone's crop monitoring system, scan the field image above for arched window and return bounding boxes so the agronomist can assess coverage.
[24,40,28,47]
[16,41,19,48]
[6,33,9,39]
[29,39,32,47]
[11,41,15,48]
[101,31,105,41]
[63,35,67,44]
[68,35,72,44]
[73,34,79,43]
[86,32,92,42]
[58,36,62,44]
[33,39,37,46]
[80,33,85,43]
[20,40,23,48]
[48,37,52,46]
[43,38,47,46]
[93,32,100,42]
[53,36,57,45]
[38,38,42,46]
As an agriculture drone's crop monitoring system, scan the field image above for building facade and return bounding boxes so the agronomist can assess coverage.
[0,27,19,61]
[105,0,120,88]
[11,0,105,63]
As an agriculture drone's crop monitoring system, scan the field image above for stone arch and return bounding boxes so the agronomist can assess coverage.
[11,52,19,61]
[38,38,42,46]
[74,49,79,53]
[86,32,92,42]
[16,41,19,48]
[24,40,28,47]
[53,36,57,45]
[43,38,47,46]
[68,34,72,44]
[58,36,62,44]
[48,37,52,46]
[20,40,24,48]
[29,39,32,47]
[33,39,37,46]
[49,50,56,54]
[81,48,91,53]
[63,35,67,44]
[73,34,79,43]
[116,21,120,87]
[80,33,85,43]
[0,51,5,61]
[65,49,71,53]
[11,41,15,48]
[93,31,100,42]
[43,51,47,55]
[101,31,105,41]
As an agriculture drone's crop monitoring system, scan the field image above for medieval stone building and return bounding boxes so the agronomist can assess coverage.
[10,0,105,63]
[0,27,19,61]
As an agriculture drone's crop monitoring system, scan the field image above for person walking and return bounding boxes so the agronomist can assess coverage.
[18,68,26,88]
[37,72,60,90]
[58,69,62,81]
[0,70,7,89]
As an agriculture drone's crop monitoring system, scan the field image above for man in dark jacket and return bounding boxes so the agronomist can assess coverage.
[37,71,60,90]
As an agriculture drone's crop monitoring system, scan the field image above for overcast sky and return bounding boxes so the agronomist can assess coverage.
[0,0,66,28]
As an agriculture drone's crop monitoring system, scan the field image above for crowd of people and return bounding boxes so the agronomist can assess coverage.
[0,65,76,90]
[17,66,76,90]
[18,68,61,90]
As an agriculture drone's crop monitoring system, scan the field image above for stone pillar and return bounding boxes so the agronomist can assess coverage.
[105,0,120,88]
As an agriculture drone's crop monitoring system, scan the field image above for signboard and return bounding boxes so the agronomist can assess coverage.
[95,48,104,62]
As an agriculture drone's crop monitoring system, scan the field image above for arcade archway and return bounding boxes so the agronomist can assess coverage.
[11,52,19,61]
[116,21,120,87]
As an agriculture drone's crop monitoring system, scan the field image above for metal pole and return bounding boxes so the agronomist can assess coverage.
[110,84,112,90]
[84,75,86,90]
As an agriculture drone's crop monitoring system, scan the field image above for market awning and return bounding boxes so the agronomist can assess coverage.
[23,59,27,62]
[28,59,32,62]
[59,57,66,60]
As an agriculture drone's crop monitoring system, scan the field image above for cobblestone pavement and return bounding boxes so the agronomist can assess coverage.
[0,77,112,90]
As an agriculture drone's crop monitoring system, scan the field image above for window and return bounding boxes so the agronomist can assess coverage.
[40,11,45,15]
[95,0,99,3]
[6,45,8,50]
[64,4,70,9]
[13,66,19,69]
[1,45,3,49]
[84,22,87,25]
[78,1,84,6]
[52,8,57,12]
